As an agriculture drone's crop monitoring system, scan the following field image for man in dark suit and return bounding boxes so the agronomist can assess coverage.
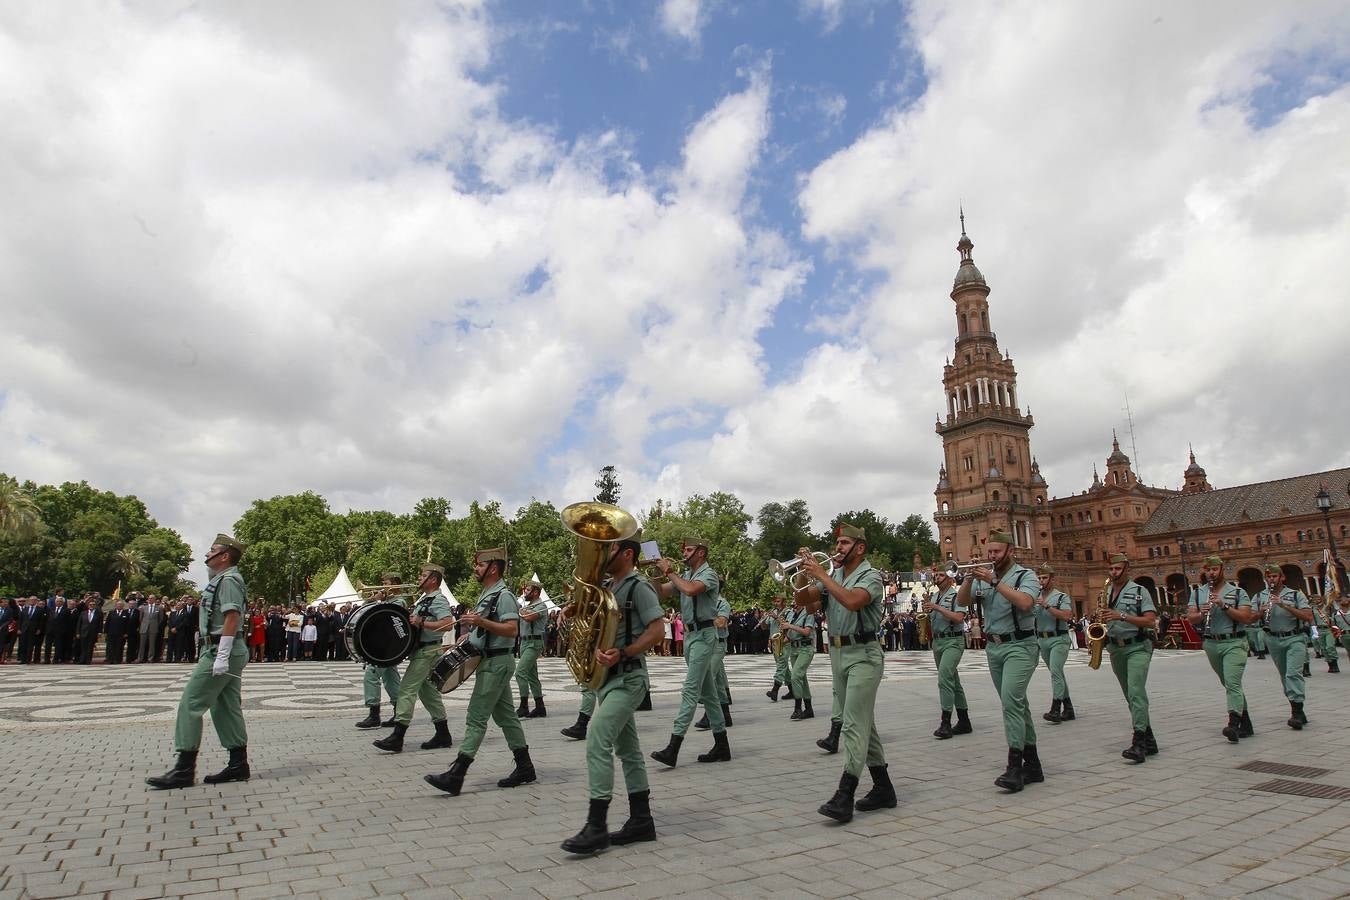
[180,597,200,662]
[77,596,104,664]
[18,596,47,664]
[335,604,352,661]
[105,600,133,664]
[266,606,286,662]
[165,603,184,663]
[313,604,333,661]
[43,598,71,663]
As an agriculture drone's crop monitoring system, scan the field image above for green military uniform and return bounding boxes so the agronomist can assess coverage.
[586,570,663,799]
[1312,605,1338,663]
[1190,579,1251,716]
[515,593,548,708]
[1244,612,1267,658]
[580,686,596,717]
[361,588,405,710]
[766,607,790,687]
[712,596,732,706]
[668,562,726,736]
[1256,583,1309,706]
[930,585,968,715]
[459,579,528,758]
[1104,578,1155,735]
[968,562,1042,752]
[391,590,452,727]
[1331,605,1350,661]
[821,560,886,778]
[786,607,816,704]
[174,565,248,752]
[1034,587,1073,705]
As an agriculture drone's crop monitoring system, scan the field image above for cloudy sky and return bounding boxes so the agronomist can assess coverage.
[3,0,1349,578]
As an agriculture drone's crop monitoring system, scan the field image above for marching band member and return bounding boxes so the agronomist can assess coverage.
[561,534,665,854]
[794,524,894,822]
[1331,596,1350,667]
[1255,563,1313,730]
[649,536,731,767]
[516,581,548,718]
[355,572,404,729]
[1099,555,1157,763]
[925,566,971,739]
[781,600,817,720]
[695,593,734,729]
[1312,600,1340,673]
[425,548,536,795]
[373,564,454,753]
[1185,555,1257,743]
[957,531,1042,792]
[763,595,791,702]
[1034,564,1076,725]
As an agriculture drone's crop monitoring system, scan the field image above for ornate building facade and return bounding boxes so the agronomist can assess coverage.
[932,221,1350,615]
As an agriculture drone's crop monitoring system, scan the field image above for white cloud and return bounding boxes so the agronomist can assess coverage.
[659,0,706,44]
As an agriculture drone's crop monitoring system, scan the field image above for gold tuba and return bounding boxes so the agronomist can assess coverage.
[560,501,640,691]
[1086,577,1110,670]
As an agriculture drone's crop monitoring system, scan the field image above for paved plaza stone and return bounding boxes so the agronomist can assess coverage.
[2,649,1350,899]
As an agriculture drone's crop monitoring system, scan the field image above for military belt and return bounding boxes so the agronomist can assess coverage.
[482,647,511,658]
[933,630,962,637]
[521,635,544,641]
[1108,634,1150,647]
[1204,633,1240,641]
[830,634,874,648]
[1264,629,1305,637]
[985,629,1036,644]
[686,619,716,632]
[1037,630,1067,638]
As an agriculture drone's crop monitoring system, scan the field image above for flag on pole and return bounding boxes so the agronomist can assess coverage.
[1326,550,1343,603]
[111,581,122,601]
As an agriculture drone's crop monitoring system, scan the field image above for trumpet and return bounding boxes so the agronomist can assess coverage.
[769,551,833,590]
[944,562,986,584]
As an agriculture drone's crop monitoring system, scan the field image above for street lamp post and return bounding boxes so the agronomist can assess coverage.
[1315,487,1343,594]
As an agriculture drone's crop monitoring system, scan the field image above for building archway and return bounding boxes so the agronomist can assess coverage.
[1134,575,1159,605]
[1280,564,1307,593]
[1236,567,1264,598]
[1164,573,1189,617]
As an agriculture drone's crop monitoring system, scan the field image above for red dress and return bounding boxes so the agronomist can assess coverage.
[248,613,266,647]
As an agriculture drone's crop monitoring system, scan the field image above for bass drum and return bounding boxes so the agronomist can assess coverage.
[430,637,482,693]
[344,601,414,667]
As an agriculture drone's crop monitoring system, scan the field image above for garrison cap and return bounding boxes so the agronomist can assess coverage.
[680,535,708,550]
[835,523,866,541]
[419,563,445,579]
[1262,563,1282,576]
[987,531,1013,545]
[1038,563,1056,575]
[213,533,247,555]
[474,547,508,565]
[380,571,401,582]
[1110,554,1129,564]
[1202,555,1224,567]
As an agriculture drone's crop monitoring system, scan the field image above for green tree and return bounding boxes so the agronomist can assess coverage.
[509,500,571,595]
[897,513,939,566]
[641,492,767,609]
[594,466,621,505]
[110,546,146,587]
[234,491,346,605]
[0,475,43,539]
[754,499,814,562]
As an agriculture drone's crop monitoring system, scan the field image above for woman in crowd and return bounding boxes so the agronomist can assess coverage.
[672,611,684,657]
[0,597,19,662]
[662,609,673,656]
[247,605,267,662]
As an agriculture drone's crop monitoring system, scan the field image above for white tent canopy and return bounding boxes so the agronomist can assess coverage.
[439,580,457,606]
[520,572,557,611]
[308,565,359,610]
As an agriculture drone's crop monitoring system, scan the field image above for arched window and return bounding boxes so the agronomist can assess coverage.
[1318,528,1325,539]
[992,491,1000,501]
[1275,534,1283,545]
[981,310,988,331]
[941,502,949,513]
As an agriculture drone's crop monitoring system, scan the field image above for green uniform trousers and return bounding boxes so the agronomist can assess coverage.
[393,644,448,726]
[1245,627,1266,655]
[1339,634,1350,661]
[712,639,730,704]
[787,642,813,701]
[829,642,885,778]
[586,667,649,800]
[931,634,968,711]
[174,640,248,752]
[459,653,527,758]
[672,631,724,735]
[1319,627,1337,658]
[987,638,1037,750]
[773,641,789,684]
[1037,634,1071,701]
[1266,633,1307,703]
[1203,637,1248,714]
[1107,641,1152,731]
[580,686,595,717]
[362,664,401,707]
[515,638,544,701]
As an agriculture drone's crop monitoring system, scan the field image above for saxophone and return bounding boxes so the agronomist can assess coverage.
[1086,577,1110,670]
[916,583,932,646]
[560,501,639,691]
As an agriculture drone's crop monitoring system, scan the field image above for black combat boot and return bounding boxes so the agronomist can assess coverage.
[355,705,381,728]
[1303,660,1312,677]
[696,730,731,763]
[1239,708,1255,738]
[560,712,590,740]
[561,798,610,855]
[995,748,1025,792]
[1143,726,1159,755]
[203,746,250,784]
[818,772,859,823]
[373,722,408,752]
[1329,658,1341,673]
[1222,711,1241,743]
[1121,731,1146,763]
[790,698,803,720]
[934,710,953,739]
[1043,699,1063,723]
[854,764,897,812]
[650,734,683,768]
[424,754,473,795]
[420,719,453,750]
[694,710,711,730]
[516,695,530,717]
[766,681,781,702]
[953,707,973,734]
[817,720,842,753]
[380,710,398,727]
[497,746,537,787]
[1021,744,1044,784]
[722,703,733,727]
[1059,697,1076,721]
[528,698,547,719]
[146,750,197,790]
[783,684,797,700]
[637,690,653,711]
[1288,701,1305,730]
[609,790,657,846]
[799,699,814,720]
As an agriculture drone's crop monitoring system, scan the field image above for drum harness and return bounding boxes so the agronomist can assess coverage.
[603,576,643,685]
[411,595,441,648]
[475,588,510,658]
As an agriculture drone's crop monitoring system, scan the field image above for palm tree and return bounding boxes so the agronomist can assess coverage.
[111,547,147,585]
[0,478,42,539]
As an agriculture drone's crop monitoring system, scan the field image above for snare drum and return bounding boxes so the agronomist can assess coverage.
[344,601,414,667]
[429,637,482,693]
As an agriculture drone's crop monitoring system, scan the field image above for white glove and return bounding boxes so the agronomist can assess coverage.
[213,635,234,676]
[1309,625,1320,640]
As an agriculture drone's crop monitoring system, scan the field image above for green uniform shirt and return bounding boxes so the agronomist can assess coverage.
[931,586,963,636]
[679,563,721,633]
[714,597,731,639]
[1189,582,1250,635]
[612,570,663,661]
[1034,588,1072,634]
[968,563,1041,634]
[200,566,247,638]
[1255,587,1309,632]
[518,598,549,637]
[409,591,452,643]
[468,582,517,652]
[820,560,885,639]
[789,608,817,644]
[1105,580,1155,640]
[1330,606,1350,632]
